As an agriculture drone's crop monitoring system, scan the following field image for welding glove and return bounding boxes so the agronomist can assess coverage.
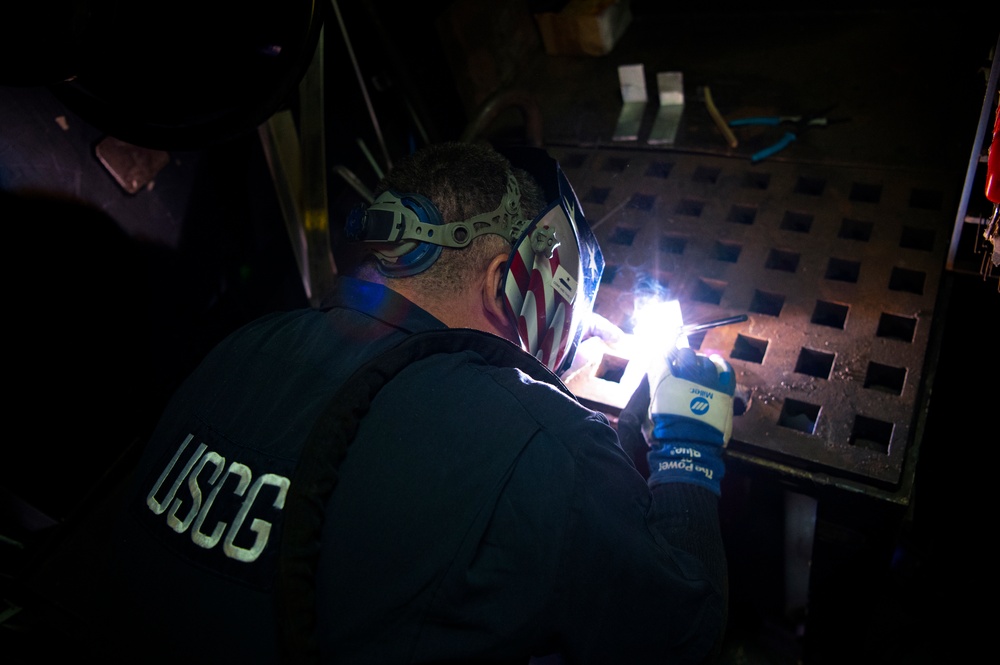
[646,347,735,495]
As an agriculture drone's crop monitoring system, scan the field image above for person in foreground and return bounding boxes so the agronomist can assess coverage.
[99,140,736,664]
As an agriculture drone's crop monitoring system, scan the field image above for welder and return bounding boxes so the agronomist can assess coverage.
[96,140,735,664]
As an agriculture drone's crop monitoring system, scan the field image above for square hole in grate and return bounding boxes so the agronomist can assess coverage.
[825,257,861,283]
[778,398,820,434]
[731,333,768,363]
[583,186,610,204]
[693,165,721,183]
[766,248,800,272]
[888,267,925,294]
[849,182,882,203]
[900,226,935,251]
[628,193,656,211]
[864,362,906,395]
[849,415,893,453]
[659,234,687,254]
[602,156,630,173]
[749,289,784,316]
[794,176,826,196]
[811,300,848,328]
[601,264,620,285]
[727,204,757,225]
[908,187,943,210]
[876,312,916,342]
[713,241,742,263]
[741,171,770,189]
[609,226,638,245]
[675,199,705,216]
[596,353,629,383]
[645,161,674,178]
[838,218,874,241]
[780,211,814,233]
[795,348,835,379]
[561,152,588,169]
[691,278,726,305]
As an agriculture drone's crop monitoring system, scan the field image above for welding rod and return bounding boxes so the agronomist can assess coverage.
[680,314,748,335]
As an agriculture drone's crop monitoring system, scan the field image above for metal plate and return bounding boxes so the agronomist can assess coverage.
[94,136,170,195]
[557,146,955,501]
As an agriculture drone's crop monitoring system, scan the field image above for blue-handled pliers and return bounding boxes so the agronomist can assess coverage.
[728,107,845,163]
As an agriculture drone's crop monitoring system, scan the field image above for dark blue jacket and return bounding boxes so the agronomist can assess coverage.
[103,276,725,664]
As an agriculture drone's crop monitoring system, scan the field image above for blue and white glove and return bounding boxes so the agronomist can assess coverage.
[646,347,736,495]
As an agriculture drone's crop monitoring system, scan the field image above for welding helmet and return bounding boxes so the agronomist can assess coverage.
[497,145,604,376]
[345,144,603,375]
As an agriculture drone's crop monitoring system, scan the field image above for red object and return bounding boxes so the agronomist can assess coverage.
[987,96,1000,203]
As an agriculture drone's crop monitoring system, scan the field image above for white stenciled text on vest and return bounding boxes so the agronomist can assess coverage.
[146,434,290,563]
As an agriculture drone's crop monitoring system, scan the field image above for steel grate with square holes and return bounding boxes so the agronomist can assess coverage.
[553,146,956,500]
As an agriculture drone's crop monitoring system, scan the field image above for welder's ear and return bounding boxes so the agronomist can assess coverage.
[483,252,511,328]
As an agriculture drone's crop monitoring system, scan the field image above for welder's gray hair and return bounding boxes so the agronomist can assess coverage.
[371,141,545,292]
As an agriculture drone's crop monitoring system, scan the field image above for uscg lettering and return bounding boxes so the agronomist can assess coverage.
[146,434,291,563]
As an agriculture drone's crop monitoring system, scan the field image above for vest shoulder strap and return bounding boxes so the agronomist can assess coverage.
[275,328,570,663]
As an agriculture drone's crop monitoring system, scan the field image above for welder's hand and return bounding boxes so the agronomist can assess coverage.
[646,347,736,495]
[560,312,626,379]
[582,311,625,347]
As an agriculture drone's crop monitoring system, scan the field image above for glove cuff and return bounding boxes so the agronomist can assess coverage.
[650,413,727,449]
[647,442,725,495]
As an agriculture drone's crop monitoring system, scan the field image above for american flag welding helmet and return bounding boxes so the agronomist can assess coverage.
[499,146,604,376]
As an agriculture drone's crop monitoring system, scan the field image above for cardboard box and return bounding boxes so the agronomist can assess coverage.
[533,0,632,56]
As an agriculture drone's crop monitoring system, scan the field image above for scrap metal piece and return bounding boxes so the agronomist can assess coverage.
[258,23,337,307]
[94,135,169,194]
[612,63,647,141]
[648,71,684,145]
